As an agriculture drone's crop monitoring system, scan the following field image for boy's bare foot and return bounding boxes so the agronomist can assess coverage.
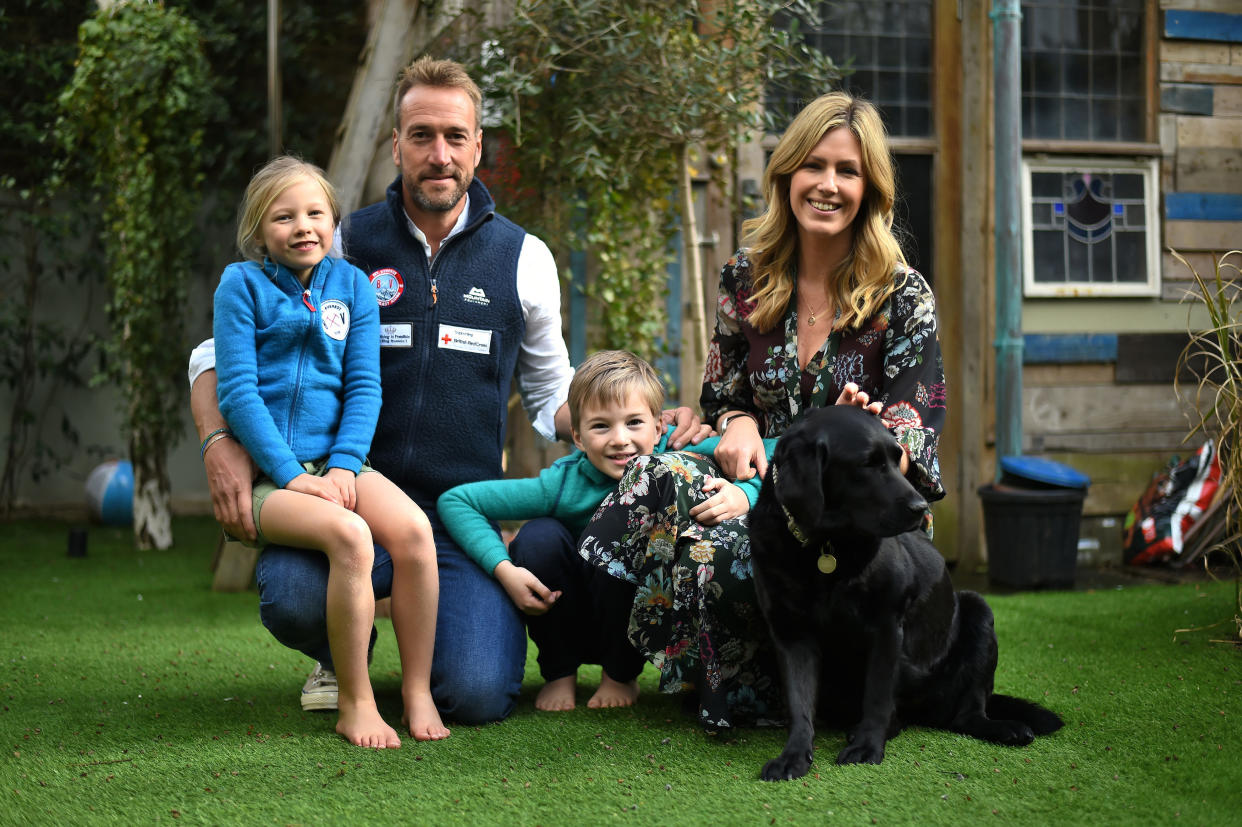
[587,672,639,709]
[535,674,577,711]
[402,691,451,741]
[336,702,402,749]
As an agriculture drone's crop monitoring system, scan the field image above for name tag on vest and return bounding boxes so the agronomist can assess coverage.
[438,324,492,355]
[380,323,412,348]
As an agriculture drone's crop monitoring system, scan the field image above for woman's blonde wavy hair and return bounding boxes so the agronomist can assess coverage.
[742,92,905,333]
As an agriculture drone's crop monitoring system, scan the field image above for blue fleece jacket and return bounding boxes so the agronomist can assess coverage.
[437,435,777,576]
[214,255,381,488]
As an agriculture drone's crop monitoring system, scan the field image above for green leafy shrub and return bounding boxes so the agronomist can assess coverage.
[58,0,212,549]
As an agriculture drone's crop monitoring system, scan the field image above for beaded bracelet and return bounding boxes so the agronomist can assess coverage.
[200,427,234,459]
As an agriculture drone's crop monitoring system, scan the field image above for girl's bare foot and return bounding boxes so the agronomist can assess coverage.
[336,702,401,749]
[587,672,639,709]
[402,691,451,741]
[535,674,577,711]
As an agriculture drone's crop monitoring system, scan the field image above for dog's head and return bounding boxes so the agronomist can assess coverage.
[769,406,928,540]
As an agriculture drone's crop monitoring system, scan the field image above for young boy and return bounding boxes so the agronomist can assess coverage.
[437,350,774,711]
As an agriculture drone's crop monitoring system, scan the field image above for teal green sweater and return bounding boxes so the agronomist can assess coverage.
[437,435,777,576]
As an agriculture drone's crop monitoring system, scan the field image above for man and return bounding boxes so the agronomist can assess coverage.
[190,57,698,724]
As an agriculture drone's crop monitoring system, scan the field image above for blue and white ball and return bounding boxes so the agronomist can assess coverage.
[85,460,133,526]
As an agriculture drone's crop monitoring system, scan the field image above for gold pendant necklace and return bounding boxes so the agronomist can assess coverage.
[804,302,828,327]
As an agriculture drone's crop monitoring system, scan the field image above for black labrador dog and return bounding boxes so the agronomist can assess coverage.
[750,406,1063,781]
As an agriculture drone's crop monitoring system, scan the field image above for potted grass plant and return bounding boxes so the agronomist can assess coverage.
[1173,248,1242,643]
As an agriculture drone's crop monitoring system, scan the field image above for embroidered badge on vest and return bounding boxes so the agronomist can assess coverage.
[320,300,350,341]
[370,268,404,307]
[463,286,490,306]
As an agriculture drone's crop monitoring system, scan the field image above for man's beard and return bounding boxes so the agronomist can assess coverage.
[406,167,470,213]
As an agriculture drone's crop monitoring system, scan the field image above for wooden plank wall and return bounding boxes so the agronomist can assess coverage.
[1022,333,1213,517]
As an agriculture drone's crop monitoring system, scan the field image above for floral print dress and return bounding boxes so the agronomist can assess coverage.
[580,249,947,730]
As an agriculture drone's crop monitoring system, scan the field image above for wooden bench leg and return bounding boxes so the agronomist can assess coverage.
[211,532,259,592]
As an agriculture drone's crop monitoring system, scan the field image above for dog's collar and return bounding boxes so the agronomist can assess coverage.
[769,461,838,574]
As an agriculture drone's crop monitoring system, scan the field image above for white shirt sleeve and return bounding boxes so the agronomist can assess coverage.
[187,338,216,388]
[514,234,574,441]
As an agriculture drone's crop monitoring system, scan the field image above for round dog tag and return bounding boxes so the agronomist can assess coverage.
[817,552,837,574]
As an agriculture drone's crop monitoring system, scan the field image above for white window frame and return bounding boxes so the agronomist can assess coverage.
[1020,155,1160,298]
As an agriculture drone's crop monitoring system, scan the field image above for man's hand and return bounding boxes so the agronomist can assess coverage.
[192,369,260,542]
[661,406,707,449]
[203,436,258,542]
[494,560,561,615]
[689,475,751,525]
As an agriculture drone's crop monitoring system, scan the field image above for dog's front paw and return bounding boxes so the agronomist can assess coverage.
[761,749,814,781]
[836,739,885,765]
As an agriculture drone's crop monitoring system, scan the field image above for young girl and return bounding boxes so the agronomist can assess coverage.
[212,156,449,748]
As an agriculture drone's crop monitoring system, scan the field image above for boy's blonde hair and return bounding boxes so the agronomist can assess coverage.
[568,350,665,432]
[236,156,341,263]
[742,92,905,334]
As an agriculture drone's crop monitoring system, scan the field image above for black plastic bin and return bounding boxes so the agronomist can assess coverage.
[978,456,1090,589]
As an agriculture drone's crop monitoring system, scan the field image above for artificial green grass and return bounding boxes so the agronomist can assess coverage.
[1,517,1239,825]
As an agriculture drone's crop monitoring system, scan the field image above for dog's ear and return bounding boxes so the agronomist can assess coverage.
[772,429,830,533]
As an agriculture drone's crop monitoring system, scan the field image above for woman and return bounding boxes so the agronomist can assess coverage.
[579,92,947,730]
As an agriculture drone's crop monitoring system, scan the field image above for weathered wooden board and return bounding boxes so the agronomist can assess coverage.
[1025,363,1116,387]
[1163,250,1222,280]
[1165,219,1242,250]
[1024,383,1203,434]
[1162,277,1242,302]
[1025,429,1200,454]
[1161,42,1232,65]
[1176,148,1242,193]
[1116,332,1206,383]
[1044,451,1202,515]
[1217,84,1242,116]
[1161,82,1215,116]
[1162,62,1242,84]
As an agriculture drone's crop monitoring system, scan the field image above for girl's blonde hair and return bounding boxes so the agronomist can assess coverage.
[742,92,905,333]
[236,156,341,263]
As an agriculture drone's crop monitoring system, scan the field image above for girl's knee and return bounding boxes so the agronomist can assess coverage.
[386,508,435,566]
[324,513,375,570]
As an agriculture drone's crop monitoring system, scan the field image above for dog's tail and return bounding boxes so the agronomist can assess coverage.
[987,694,1065,735]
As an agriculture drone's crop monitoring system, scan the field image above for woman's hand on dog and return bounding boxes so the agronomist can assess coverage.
[835,382,883,415]
[494,560,561,615]
[836,383,912,474]
[690,476,751,525]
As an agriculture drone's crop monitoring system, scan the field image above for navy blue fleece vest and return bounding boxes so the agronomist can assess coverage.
[341,177,526,507]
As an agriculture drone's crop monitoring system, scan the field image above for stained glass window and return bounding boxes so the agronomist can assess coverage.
[1022,158,1159,296]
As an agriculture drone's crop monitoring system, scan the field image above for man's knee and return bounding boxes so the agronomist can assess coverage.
[433,669,520,725]
[509,517,576,573]
[258,588,325,650]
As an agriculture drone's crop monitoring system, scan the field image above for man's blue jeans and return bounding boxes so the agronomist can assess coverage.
[254,520,527,725]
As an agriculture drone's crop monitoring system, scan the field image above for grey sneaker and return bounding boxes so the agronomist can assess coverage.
[300,662,338,711]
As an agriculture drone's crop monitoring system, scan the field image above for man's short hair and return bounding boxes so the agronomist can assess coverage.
[568,350,666,432]
[393,55,483,131]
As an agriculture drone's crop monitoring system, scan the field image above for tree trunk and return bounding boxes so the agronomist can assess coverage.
[327,0,467,214]
[678,144,708,407]
[130,431,172,550]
